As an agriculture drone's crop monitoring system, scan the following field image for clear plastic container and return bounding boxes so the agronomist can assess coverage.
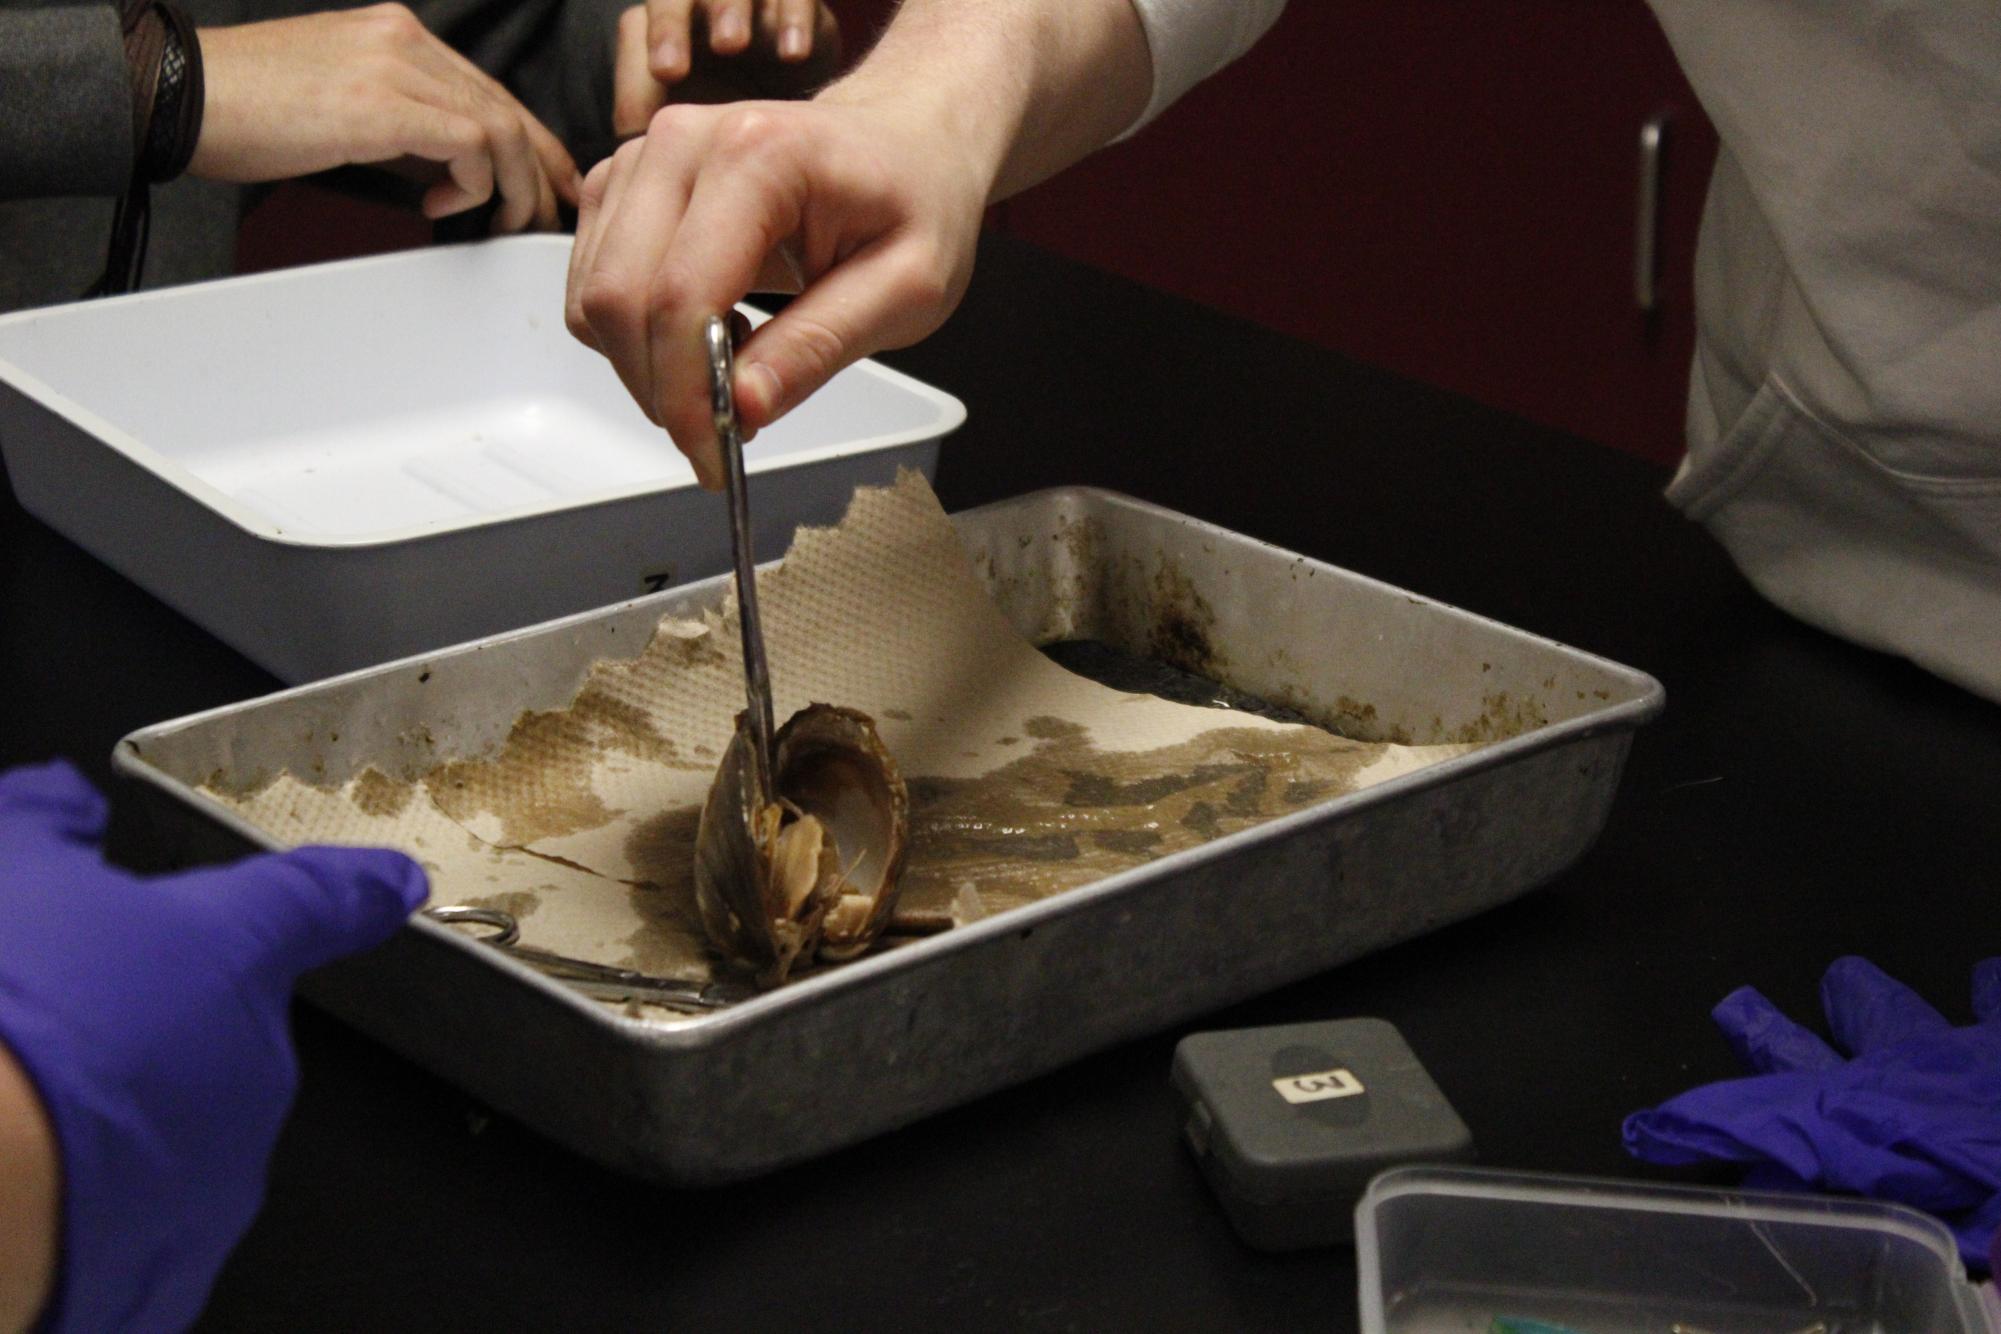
[1356,1166,1993,1334]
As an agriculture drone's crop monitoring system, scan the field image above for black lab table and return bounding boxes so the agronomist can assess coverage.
[3,234,1995,1332]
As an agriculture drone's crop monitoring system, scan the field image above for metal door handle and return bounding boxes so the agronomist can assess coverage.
[1636,111,1670,313]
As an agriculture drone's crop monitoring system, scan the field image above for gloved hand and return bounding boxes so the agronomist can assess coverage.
[0,761,426,1331]
[1624,956,2001,1269]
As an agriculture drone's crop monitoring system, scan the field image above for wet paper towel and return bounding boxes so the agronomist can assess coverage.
[209,472,1476,1014]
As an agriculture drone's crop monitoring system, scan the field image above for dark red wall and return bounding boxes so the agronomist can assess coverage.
[993,2,1718,464]
[246,1,1718,465]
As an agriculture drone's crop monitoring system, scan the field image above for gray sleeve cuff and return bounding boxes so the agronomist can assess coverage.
[0,6,137,200]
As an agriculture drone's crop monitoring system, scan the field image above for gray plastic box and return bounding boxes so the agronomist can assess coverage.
[1357,1166,1996,1333]
[1173,1019,1473,1250]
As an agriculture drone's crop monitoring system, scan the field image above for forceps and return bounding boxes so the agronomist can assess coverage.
[424,906,753,1011]
[707,312,778,809]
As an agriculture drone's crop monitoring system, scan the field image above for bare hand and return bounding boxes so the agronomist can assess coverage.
[566,98,985,488]
[612,1,841,138]
[191,4,581,232]
[0,1042,56,1334]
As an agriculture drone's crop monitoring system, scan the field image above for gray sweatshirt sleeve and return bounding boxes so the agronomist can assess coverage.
[0,6,135,200]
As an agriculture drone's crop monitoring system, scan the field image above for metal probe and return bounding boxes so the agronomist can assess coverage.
[706,312,777,807]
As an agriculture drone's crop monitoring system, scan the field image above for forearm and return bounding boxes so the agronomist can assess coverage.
[0,1042,58,1334]
[817,0,1152,202]
[0,7,136,200]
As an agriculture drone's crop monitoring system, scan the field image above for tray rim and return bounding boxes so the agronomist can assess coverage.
[0,237,967,552]
[112,484,1666,1051]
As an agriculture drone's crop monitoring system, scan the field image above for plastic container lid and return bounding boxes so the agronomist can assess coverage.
[1355,1166,1993,1333]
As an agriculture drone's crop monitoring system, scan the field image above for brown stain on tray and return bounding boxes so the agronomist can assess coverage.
[618,806,710,977]
[595,710,1388,984]
[352,767,414,819]
[462,888,543,922]
[424,682,707,845]
[1450,692,1549,744]
[427,706,620,846]
[1145,560,1226,680]
[417,636,1435,988]
[896,712,1384,916]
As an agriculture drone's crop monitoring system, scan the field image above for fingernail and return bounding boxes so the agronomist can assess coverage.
[741,361,782,419]
[778,23,807,59]
[713,11,746,45]
[653,38,683,72]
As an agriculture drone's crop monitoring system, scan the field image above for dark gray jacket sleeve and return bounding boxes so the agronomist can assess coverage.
[0,6,134,200]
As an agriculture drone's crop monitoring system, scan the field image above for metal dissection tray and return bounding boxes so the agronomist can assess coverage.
[115,487,1663,1184]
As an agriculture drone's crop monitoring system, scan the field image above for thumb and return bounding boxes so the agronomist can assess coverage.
[1620,1071,1821,1172]
[186,845,429,978]
[0,759,111,846]
[1621,1101,1758,1167]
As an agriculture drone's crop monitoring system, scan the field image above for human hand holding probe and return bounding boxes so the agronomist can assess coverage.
[565,0,1156,489]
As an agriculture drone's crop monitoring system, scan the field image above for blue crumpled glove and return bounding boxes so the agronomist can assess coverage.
[1623,956,2001,1269]
[0,761,426,1331]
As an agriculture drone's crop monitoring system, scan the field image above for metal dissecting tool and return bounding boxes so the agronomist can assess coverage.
[707,311,778,808]
[417,319,783,1014]
[424,906,753,1011]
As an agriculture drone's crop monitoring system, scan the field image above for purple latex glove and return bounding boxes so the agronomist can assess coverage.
[0,761,426,1330]
[1624,956,2001,1269]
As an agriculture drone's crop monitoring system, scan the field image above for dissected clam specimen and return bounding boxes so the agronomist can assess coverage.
[693,703,910,985]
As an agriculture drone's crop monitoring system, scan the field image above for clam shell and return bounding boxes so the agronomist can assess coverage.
[692,704,909,984]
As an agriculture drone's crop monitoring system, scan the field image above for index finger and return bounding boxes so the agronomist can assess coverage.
[644,137,805,484]
[576,129,698,435]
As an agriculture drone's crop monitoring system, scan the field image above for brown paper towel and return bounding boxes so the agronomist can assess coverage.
[210,473,1475,1016]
